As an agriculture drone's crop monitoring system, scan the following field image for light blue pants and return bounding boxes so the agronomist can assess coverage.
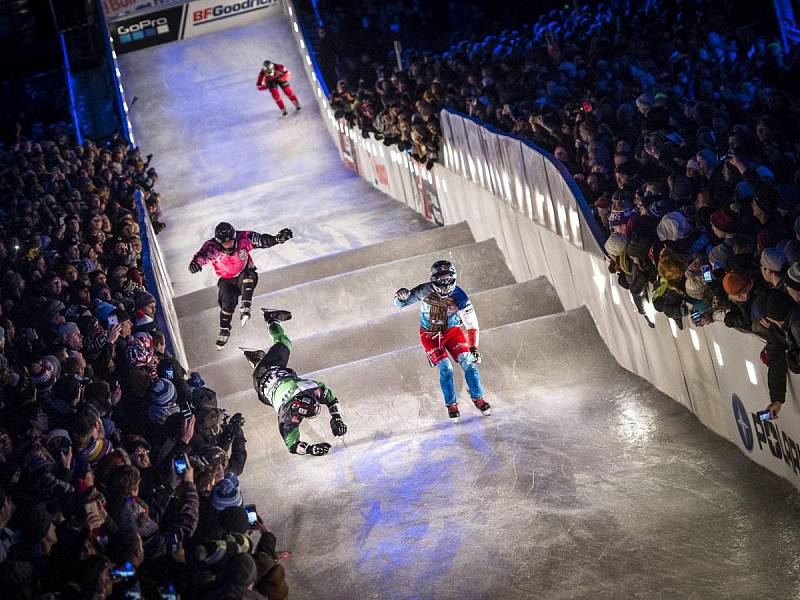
[437,352,483,406]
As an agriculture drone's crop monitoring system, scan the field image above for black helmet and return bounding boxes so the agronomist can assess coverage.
[289,390,321,419]
[214,222,235,243]
[263,60,275,75]
[430,260,457,296]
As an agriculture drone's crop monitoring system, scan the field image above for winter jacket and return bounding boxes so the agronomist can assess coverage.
[192,231,281,279]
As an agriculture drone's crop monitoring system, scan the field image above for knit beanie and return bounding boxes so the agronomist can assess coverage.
[708,243,732,270]
[225,553,258,588]
[723,272,752,296]
[787,262,800,291]
[134,291,156,310]
[134,314,157,334]
[710,209,737,235]
[627,234,652,261]
[254,558,289,600]
[212,473,243,511]
[31,355,60,390]
[604,233,628,258]
[149,378,176,406]
[760,247,787,272]
[684,276,707,300]
[656,212,693,241]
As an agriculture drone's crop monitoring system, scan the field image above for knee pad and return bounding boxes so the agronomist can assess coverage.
[457,352,474,370]
[437,358,454,376]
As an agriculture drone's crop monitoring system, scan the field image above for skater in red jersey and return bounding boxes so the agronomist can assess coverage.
[257,60,301,116]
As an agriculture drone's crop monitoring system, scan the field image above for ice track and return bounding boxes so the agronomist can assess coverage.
[120,14,800,600]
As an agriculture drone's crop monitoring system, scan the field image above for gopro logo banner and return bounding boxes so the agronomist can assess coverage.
[117,17,170,42]
[110,5,184,53]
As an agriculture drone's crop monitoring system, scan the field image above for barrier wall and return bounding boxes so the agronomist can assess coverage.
[282,0,800,489]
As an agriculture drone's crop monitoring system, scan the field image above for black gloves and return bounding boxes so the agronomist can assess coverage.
[469,347,482,364]
[188,260,201,274]
[308,443,331,456]
[330,417,347,437]
[275,228,293,244]
[229,412,246,429]
[395,288,410,301]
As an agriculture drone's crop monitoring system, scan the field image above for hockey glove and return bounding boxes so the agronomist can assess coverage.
[188,260,201,274]
[229,412,246,429]
[330,417,347,437]
[276,228,293,243]
[469,346,482,364]
[308,443,331,456]
[395,288,411,302]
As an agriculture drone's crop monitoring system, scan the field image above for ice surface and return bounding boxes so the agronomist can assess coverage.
[119,14,800,600]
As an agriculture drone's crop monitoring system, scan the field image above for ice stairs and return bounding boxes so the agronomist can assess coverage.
[174,221,568,404]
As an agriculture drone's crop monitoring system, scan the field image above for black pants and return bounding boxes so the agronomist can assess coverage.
[217,266,258,312]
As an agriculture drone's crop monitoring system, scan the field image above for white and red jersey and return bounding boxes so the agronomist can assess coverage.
[192,230,256,279]
[257,64,290,89]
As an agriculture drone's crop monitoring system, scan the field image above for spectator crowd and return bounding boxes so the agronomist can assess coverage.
[0,123,290,599]
[313,0,800,417]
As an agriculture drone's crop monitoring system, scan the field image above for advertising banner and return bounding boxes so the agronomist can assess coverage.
[181,0,281,38]
[103,0,184,22]
[109,5,185,53]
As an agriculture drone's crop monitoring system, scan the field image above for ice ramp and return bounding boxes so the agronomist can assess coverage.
[174,221,475,316]
[215,307,800,600]
[198,277,563,398]
[181,238,514,368]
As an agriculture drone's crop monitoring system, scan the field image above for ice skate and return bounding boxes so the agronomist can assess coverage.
[239,347,266,367]
[240,303,251,327]
[473,397,491,416]
[216,327,231,350]
[294,101,301,111]
[261,308,292,323]
[281,107,288,116]
[447,403,460,423]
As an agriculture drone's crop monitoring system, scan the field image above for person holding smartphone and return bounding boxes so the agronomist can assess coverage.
[240,309,348,456]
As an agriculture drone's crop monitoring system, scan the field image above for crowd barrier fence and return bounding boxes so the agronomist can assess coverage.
[281,0,800,489]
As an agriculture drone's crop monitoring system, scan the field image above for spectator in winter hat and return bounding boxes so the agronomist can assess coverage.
[708,243,732,271]
[604,233,628,258]
[656,212,693,242]
[134,313,157,335]
[760,247,788,288]
[710,208,738,240]
[16,506,58,557]
[212,473,243,512]
[148,378,178,425]
[761,288,800,418]
[134,291,156,318]
[785,263,800,303]
[607,207,635,234]
[58,321,83,351]
[31,355,60,391]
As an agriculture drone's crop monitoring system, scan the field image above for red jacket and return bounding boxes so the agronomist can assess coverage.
[257,64,290,89]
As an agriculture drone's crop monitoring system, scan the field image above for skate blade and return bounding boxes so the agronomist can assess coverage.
[216,344,225,351]
[481,408,491,416]
[240,315,250,327]
[450,416,460,423]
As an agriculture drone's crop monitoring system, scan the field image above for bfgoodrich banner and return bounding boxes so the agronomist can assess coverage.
[181,0,280,38]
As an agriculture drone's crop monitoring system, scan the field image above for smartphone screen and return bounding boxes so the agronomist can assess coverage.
[107,314,119,328]
[159,585,177,600]
[173,456,187,475]
[179,402,192,419]
[244,504,257,527]
[111,562,136,578]
[165,366,174,380]
[756,409,773,422]
[702,265,712,283]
